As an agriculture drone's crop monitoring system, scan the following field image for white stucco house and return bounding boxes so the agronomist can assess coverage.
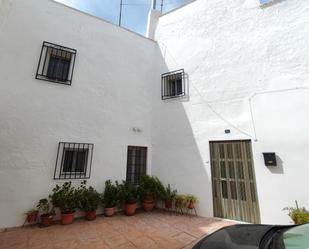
[0,0,309,228]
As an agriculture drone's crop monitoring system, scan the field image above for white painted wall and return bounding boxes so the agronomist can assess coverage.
[153,0,309,224]
[0,0,163,228]
[1,0,308,228]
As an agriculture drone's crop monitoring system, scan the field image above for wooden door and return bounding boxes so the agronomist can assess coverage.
[210,140,260,223]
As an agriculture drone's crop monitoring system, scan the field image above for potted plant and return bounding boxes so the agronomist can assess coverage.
[37,198,54,226]
[102,180,119,217]
[138,175,164,211]
[117,181,139,216]
[283,201,309,224]
[77,181,101,221]
[175,195,186,209]
[162,184,177,209]
[25,209,39,224]
[185,194,198,209]
[50,181,77,225]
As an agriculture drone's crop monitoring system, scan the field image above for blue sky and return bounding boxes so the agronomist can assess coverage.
[55,0,190,35]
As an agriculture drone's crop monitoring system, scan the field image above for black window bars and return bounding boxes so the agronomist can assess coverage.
[54,142,93,180]
[36,41,77,85]
[161,69,186,100]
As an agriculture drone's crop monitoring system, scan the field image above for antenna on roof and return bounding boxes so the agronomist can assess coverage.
[160,0,164,12]
[119,0,123,26]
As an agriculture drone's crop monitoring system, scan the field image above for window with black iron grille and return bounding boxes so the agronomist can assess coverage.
[36,41,76,85]
[54,142,93,180]
[161,69,185,100]
[126,146,147,185]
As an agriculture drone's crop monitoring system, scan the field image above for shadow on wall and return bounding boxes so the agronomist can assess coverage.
[266,154,284,174]
[152,53,213,217]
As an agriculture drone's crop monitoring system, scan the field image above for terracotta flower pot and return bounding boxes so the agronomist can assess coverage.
[85,211,96,221]
[40,214,53,226]
[61,212,75,225]
[188,202,195,209]
[165,200,173,209]
[142,199,155,211]
[125,203,137,216]
[27,211,38,223]
[175,200,182,208]
[104,207,115,217]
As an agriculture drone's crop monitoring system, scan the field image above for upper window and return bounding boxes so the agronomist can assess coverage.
[161,69,185,100]
[54,142,93,180]
[36,41,76,85]
[126,146,147,185]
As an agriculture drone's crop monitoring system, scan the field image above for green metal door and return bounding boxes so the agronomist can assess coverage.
[210,140,260,223]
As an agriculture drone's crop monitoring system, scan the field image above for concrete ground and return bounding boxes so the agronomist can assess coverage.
[0,210,235,249]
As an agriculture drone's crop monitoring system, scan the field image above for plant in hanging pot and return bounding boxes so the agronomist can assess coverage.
[25,209,39,224]
[138,175,164,212]
[117,181,139,216]
[37,198,54,227]
[185,194,198,209]
[102,180,119,217]
[76,181,101,221]
[162,184,177,209]
[50,181,77,225]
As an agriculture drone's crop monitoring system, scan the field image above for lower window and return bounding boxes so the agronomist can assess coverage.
[62,148,88,175]
[126,146,147,185]
[54,142,93,179]
[46,54,71,82]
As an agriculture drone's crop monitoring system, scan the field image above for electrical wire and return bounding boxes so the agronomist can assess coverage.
[248,87,309,141]
[192,85,255,139]
[158,41,255,139]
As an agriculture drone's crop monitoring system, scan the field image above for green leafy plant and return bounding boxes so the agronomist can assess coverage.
[102,180,119,208]
[25,209,38,215]
[76,181,101,212]
[37,198,54,215]
[25,209,38,223]
[162,184,177,201]
[184,194,198,209]
[185,194,198,205]
[117,181,139,204]
[50,181,78,214]
[36,198,54,226]
[283,201,309,224]
[175,195,187,207]
[138,175,165,201]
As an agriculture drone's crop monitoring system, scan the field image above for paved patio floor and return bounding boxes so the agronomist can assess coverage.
[0,210,235,249]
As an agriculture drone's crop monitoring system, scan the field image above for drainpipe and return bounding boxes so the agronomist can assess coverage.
[146,0,161,39]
